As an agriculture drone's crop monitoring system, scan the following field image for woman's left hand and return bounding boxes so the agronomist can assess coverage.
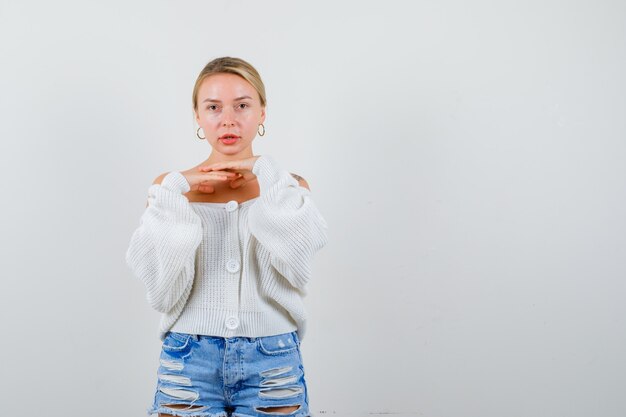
[198,156,260,190]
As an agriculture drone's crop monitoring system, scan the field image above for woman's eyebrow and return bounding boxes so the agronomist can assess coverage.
[202,95,252,103]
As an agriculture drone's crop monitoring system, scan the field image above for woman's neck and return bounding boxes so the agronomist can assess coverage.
[204,149,254,165]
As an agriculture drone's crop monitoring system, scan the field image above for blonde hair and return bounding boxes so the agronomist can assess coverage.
[192,56,267,113]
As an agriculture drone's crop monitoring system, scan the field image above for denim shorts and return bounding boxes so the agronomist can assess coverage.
[147,330,310,417]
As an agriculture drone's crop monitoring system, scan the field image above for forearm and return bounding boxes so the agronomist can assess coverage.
[248,155,329,289]
[125,172,203,312]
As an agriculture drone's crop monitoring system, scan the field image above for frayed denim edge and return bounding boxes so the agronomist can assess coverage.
[231,411,310,417]
[146,404,228,417]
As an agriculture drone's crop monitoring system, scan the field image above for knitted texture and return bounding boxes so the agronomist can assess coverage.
[125,155,328,341]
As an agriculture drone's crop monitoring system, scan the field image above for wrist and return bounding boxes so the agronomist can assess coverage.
[161,171,191,193]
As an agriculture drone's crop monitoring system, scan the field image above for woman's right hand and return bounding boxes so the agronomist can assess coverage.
[181,168,240,194]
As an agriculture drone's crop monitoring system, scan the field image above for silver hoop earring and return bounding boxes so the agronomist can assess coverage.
[258,123,265,136]
[196,127,205,140]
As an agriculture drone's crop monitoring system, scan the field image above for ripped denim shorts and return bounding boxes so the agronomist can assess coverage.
[147,331,310,417]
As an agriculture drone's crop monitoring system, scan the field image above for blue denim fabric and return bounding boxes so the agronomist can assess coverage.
[147,331,310,417]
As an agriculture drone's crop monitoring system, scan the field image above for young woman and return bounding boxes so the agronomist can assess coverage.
[126,56,329,417]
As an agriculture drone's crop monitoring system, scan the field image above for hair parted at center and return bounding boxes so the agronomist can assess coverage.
[192,56,267,113]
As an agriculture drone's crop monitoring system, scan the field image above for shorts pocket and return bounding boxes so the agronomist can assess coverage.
[162,332,193,356]
[257,332,298,356]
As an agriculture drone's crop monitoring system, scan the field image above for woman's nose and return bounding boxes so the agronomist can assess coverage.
[221,108,236,126]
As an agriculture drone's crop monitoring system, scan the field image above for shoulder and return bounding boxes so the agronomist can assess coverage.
[145,172,171,207]
[290,172,310,191]
[152,172,171,185]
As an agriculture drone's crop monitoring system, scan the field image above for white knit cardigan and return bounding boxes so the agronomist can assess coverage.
[125,155,329,341]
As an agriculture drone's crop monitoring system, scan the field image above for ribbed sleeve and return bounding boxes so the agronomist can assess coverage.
[125,171,203,321]
[248,155,329,290]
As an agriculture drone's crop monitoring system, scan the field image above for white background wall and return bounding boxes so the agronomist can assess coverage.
[1,0,625,416]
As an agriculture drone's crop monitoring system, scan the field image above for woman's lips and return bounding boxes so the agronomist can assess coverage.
[220,137,238,144]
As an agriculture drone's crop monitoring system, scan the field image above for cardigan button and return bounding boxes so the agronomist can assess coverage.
[226,259,240,273]
[225,200,239,212]
[225,316,239,330]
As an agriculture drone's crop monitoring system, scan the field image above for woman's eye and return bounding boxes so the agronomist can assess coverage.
[238,103,248,109]
[207,105,218,111]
